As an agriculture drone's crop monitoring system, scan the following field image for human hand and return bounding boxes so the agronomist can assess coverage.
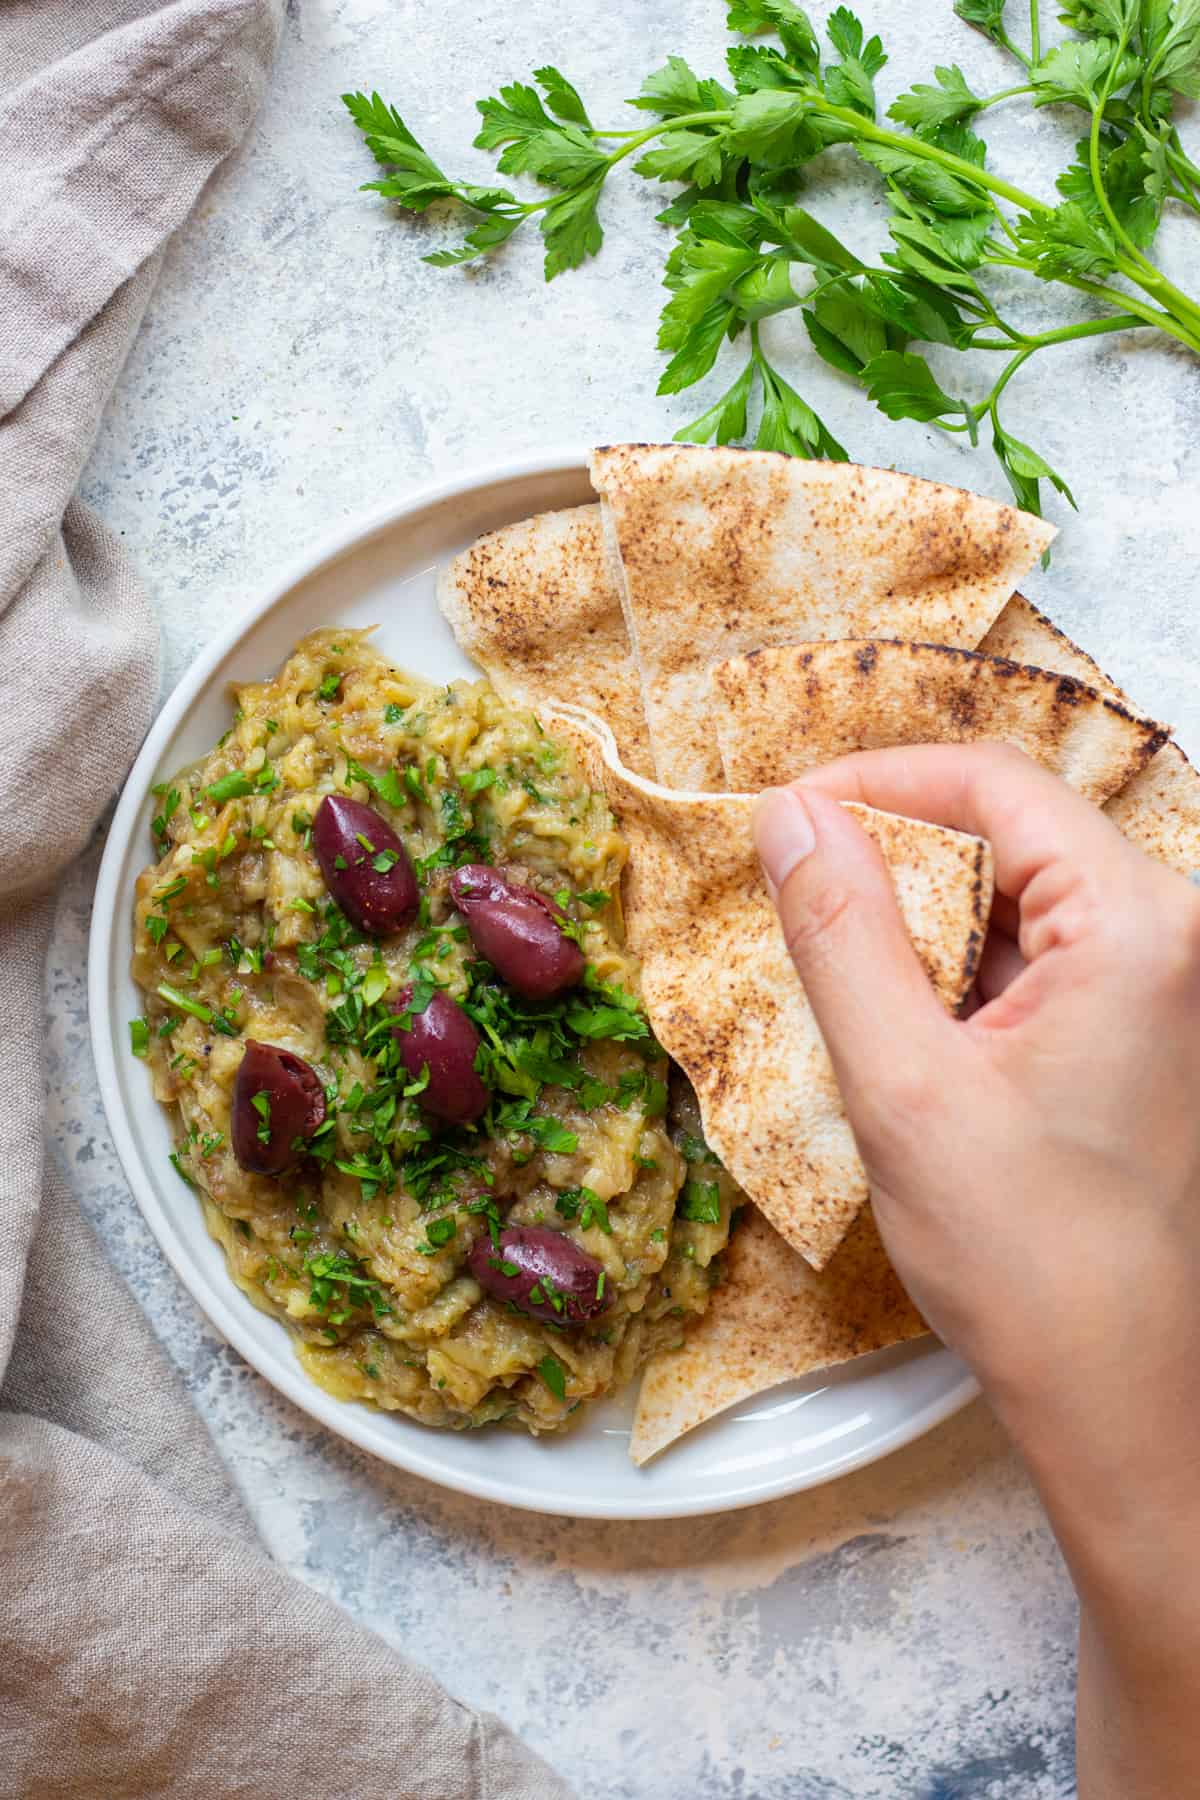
[754,745,1200,1799]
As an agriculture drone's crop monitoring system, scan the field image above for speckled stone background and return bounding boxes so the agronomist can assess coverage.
[44,2,1200,1796]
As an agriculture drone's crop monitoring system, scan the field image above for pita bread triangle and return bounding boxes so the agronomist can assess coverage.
[710,638,1167,805]
[589,444,1057,789]
[546,704,993,1270]
[436,503,655,777]
[630,1204,926,1464]
[981,593,1200,876]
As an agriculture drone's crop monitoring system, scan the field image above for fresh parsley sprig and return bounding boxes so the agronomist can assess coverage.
[344,0,1200,513]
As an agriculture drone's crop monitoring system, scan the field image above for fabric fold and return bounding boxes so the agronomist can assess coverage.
[0,0,276,416]
[0,6,575,1796]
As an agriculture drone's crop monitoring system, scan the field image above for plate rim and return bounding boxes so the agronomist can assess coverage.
[87,445,978,1519]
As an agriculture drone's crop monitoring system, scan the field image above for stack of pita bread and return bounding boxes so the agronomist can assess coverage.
[438,444,1196,1464]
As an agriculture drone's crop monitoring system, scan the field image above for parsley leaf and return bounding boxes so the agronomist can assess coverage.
[992,424,1078,516]
[679,1179,722,1223]
[726,0,822,75]
[888,64,984,135]
[861,348,973,426]
[538,1353,568,1400]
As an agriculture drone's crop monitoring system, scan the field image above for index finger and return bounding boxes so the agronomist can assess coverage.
[794,743,1134,900]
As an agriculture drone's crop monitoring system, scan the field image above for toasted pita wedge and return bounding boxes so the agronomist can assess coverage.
[981,593,1200,876]
[589,444,1056,788]
[436,504,654,777]
[710,639,1166,805]
[546,705,992,1269]
[630,1205,926,1464]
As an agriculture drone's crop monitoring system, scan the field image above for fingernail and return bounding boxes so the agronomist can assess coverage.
[753,787,817,890]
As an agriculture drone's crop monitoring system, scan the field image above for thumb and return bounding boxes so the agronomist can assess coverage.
[752,784,955,1124]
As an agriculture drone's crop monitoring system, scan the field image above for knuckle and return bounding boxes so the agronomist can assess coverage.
[856,1063,945,1159]
[780,879,854,968]
[975,740,1034,777]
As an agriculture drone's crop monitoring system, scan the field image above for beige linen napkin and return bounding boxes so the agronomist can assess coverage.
[0,8,574,1796]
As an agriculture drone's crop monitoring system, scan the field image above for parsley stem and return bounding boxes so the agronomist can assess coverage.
[1088,26,1159,286]
[986,252,1200,353]
[986,343,1035,427]
[1167,137,1200,198]
[976,84,1035,111]
[1028,0,1041,67]
[972,314,1144,352]
[797,94,1050,215]
[156,982,213,1024]
[602,110,733,170]
[995,27,1033,71]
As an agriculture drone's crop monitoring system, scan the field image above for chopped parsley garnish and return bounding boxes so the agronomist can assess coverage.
[384,702,405,723]
[538,1354,567,1401]
[150,783,181,846]
[458,766,496,795]
[418,1215,458,1255]
[205,770,252,803]
[304,1251,392,1322]
[345,756,406,810]
[318,672,341,702]
[251,1090,271,1145]
[129,1018,150,1058]
[493,1098,578,1160]
[155,982,238,1037]
[580,1193,612,1234]
[156,982,212,1025]
[554,1185,589,1221]
[360,964,390,1006]
[225,935,264,974]
[681,1132,718,1164]
[563,970,651,1043]
[679,1179,721,1225]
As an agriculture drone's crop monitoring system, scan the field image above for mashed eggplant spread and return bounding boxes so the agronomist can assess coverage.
[130,629,735,1433]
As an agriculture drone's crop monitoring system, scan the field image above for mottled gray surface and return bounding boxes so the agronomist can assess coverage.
[44,1,1200,1795]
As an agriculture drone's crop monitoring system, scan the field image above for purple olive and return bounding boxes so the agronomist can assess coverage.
[312,794,418,935]
[232,1040,326,1176]
[449,864,585,999]
[389,985,489,1124]
[469,1225,607,1326]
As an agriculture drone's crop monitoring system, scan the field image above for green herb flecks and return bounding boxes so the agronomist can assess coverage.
[251,1090,272,1146]
[150,783,181,850]
[679,1178,722,1224]
[538,1352,568,1401]
[304,1251,393,1324]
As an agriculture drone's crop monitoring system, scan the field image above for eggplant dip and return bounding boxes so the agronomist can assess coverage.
[129,629,737,1433]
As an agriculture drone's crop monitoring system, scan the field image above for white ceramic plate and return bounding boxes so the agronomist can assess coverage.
[89,448,977,1519]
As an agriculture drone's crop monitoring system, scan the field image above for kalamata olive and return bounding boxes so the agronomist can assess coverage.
[389,985,489,1123]
[468,1225,607,1326]
[232,1040,326,1176]
[449,864,585,999]
[312,794,418,935]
